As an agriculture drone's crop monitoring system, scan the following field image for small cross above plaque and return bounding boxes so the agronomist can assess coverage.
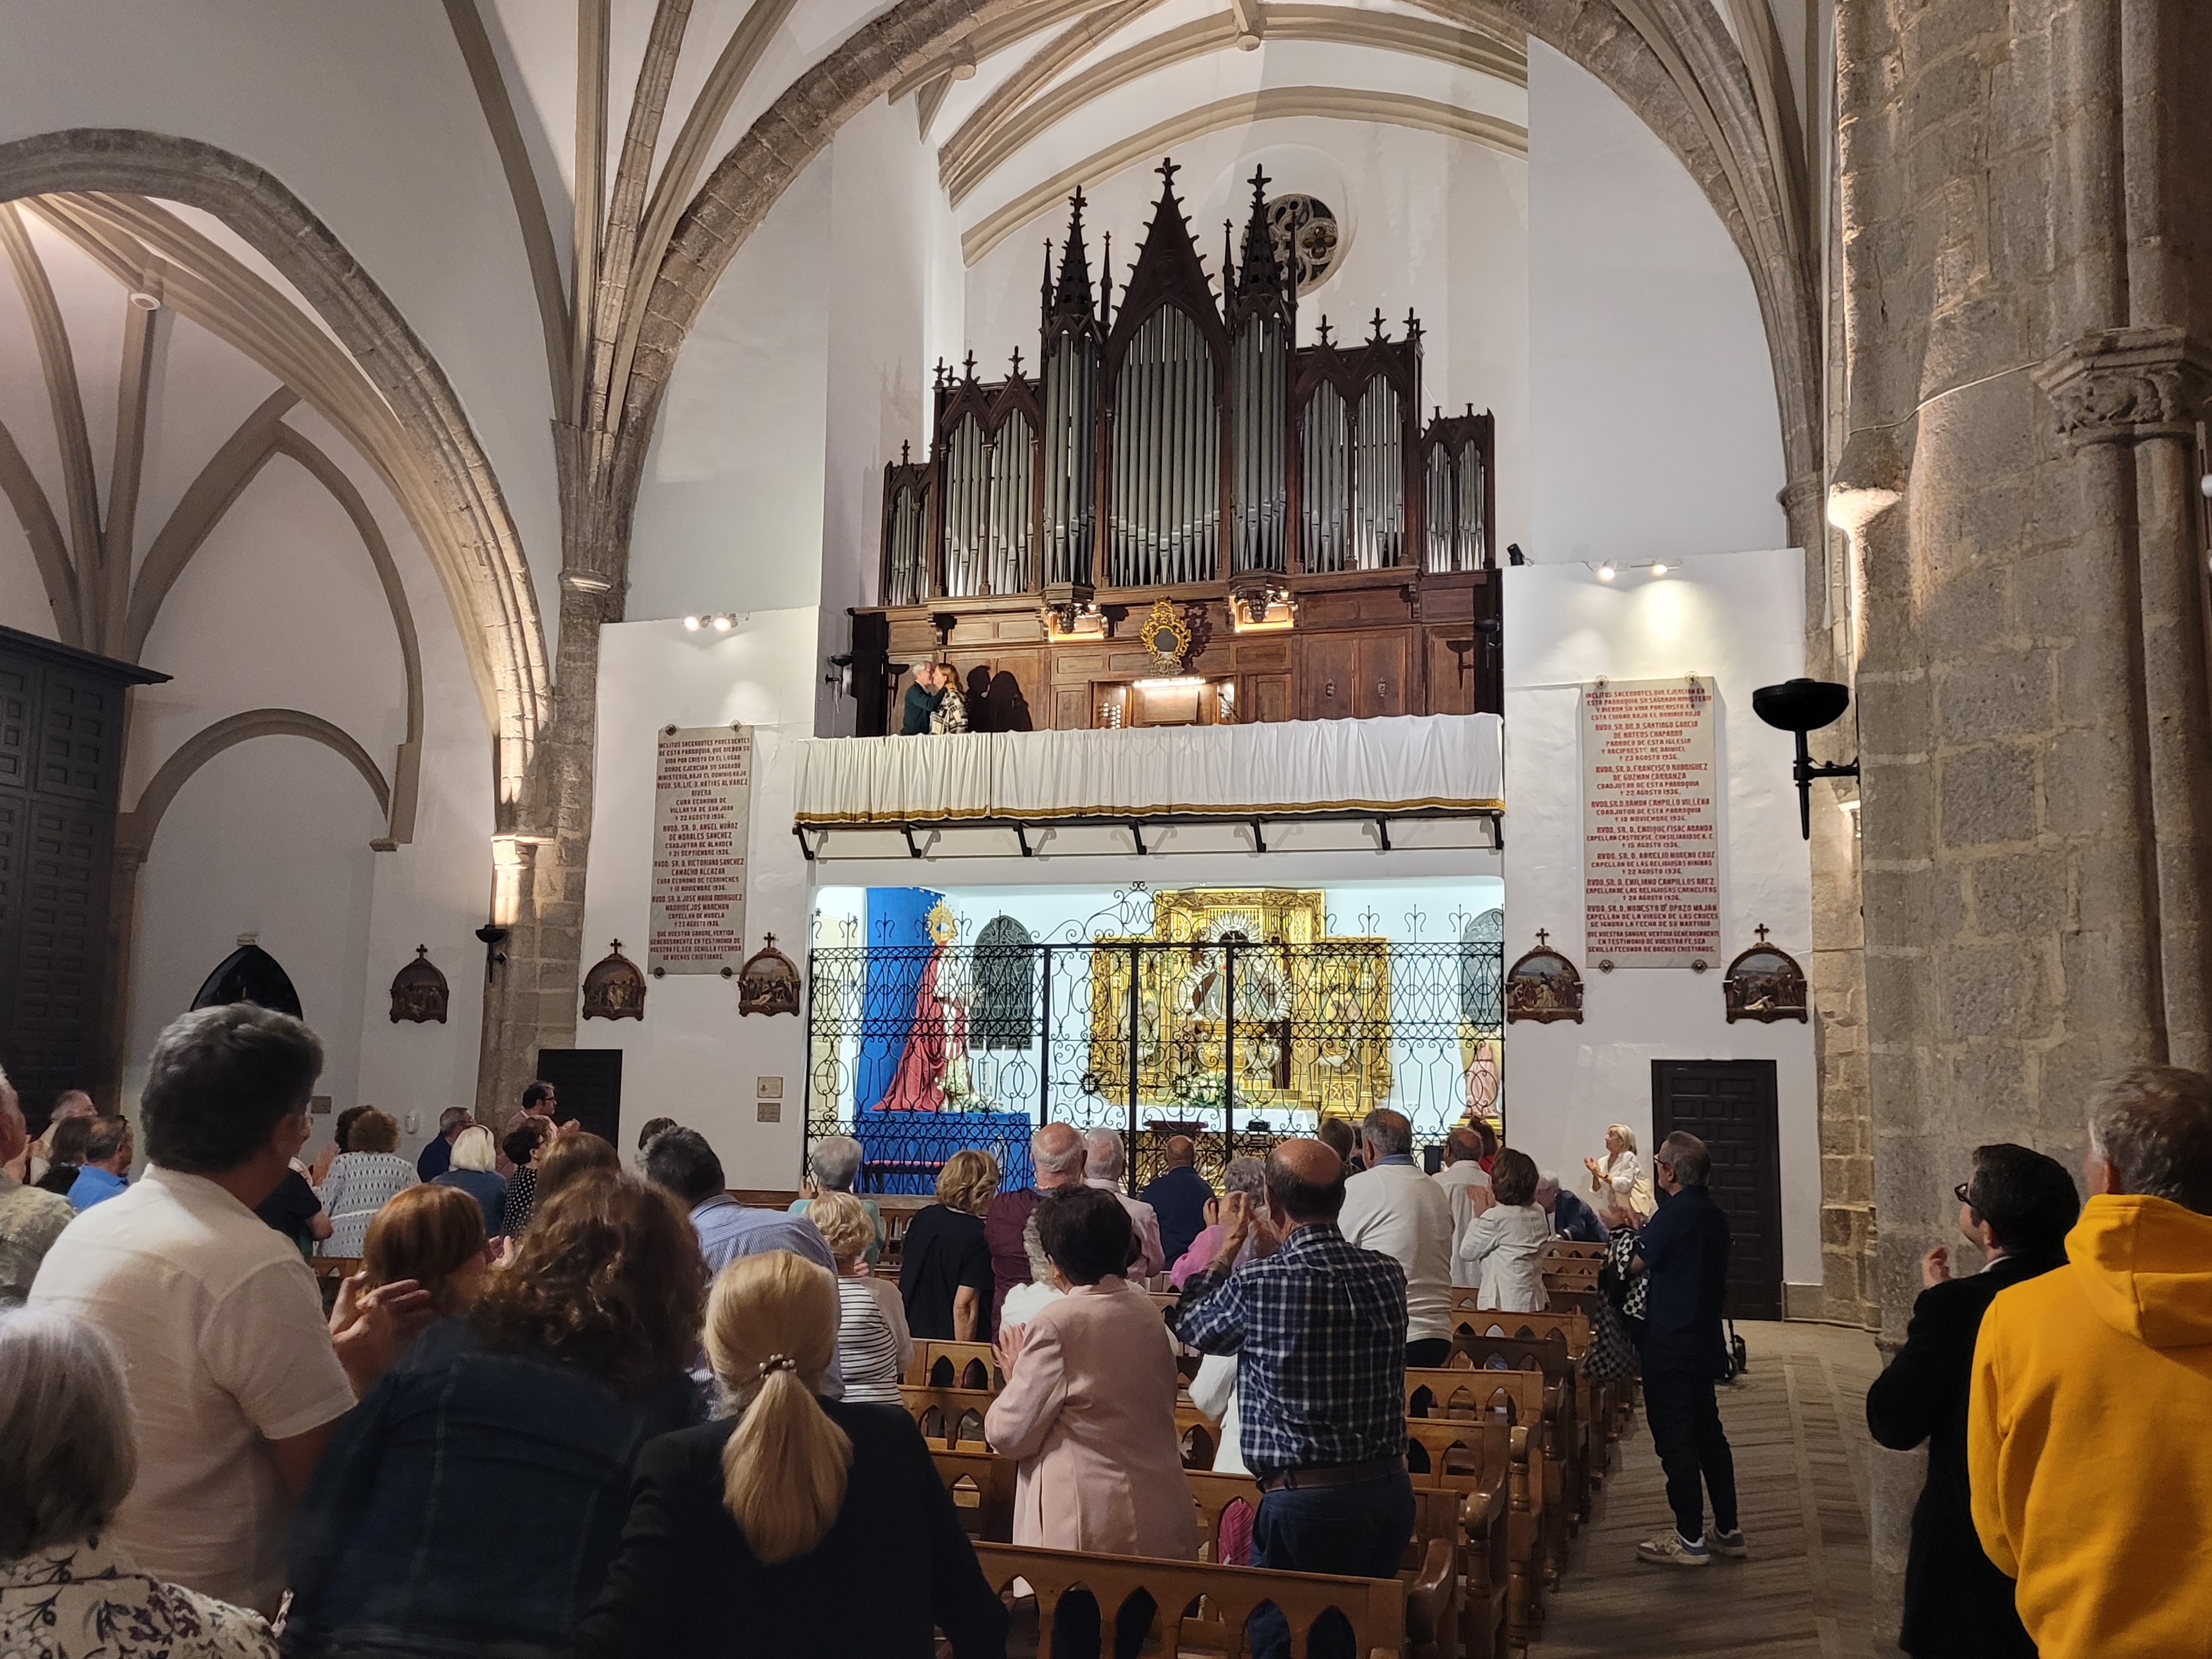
[1754,924,1770,944]
[1534,929,1550,949]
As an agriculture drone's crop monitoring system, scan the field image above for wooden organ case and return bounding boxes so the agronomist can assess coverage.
[849,163,1500,735]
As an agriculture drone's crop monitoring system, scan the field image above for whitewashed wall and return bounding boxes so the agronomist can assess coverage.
[0,0,565,631]
[583,613,822,1188]
[1526,41,1787,565]
[1501,551,1818,1291]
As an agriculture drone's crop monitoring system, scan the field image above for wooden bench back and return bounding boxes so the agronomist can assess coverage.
[1452,1333,1575,1382]
[1449,1307,1590,1357]
[1184,1469,1264,1561]
[899,1384,996,1448]
[906,1340,1006,1391]
[1541,1239,1606,1263]
[932,1446,1016,1541]
[975,1542,1409,1659]
[1403,1365,1555,1433]
[1403,1417,1515,1488]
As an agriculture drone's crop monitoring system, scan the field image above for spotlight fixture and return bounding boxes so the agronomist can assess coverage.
[1597,563,1616,582]
[127,290,162,311]
[1651,562,1669,575]
[682,615,702,631]
[711,614,734,632]
[684,613,741,633]
[1752,677,1860,839]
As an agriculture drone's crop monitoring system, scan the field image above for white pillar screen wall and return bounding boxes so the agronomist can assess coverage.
[1502,551,1820,1296]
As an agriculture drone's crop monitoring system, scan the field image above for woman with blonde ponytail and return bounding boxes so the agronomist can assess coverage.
[572,1250,1009,1658]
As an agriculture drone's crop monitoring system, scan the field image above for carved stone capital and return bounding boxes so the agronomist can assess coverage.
[2034,326,2212,450]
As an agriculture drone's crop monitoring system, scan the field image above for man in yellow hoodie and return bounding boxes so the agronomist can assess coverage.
[1968,1064,2212,1658]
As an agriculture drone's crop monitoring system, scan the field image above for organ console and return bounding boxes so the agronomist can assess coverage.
[849,160,1501,735]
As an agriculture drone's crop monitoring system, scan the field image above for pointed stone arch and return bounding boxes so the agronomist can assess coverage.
[614,0,1821,555]
[0,129,550,823]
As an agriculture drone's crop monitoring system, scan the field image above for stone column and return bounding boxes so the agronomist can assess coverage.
[1836,1,2212,1647]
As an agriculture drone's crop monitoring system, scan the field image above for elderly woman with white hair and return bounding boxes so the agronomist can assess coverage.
[1079,1127,1163,1278]
[787,1133,883,1266]
[0,1306,278,1657]
[1584,1124,1657,1220]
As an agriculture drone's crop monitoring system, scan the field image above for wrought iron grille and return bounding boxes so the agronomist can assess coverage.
[805,895,1504,1194]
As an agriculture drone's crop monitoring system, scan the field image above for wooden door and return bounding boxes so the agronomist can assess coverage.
[535,1047,624,1146]
[1355,633,1409,718]
[1300,634,1359,720]
[1650,1059,1785,1320]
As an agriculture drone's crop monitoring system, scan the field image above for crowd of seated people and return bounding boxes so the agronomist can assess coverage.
[4,1014,2208,1659]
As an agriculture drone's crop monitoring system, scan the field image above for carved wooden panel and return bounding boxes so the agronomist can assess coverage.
[11,798,106,1109]
[1300,634,1358,721]
[1231,638,1292,672]
[1355,633,1409,718]
[0,663,30,792]
[0,629,161,1122]
[944,652,1043,732]
[1055,687,1090,730]
[37,669,123,804]
[1426,628,1479,716]
[1248,674,1291,724]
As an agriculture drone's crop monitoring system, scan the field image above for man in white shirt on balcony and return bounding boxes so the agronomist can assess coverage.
[1339,1108,1455,1366]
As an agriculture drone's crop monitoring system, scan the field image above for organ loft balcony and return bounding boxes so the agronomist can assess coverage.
[840,162,1503,753]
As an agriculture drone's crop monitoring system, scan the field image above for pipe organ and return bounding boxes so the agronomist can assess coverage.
[856,161,1500,736]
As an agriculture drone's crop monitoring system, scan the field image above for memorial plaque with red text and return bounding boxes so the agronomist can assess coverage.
[1582,677,1720,967]
[649,725,752,974]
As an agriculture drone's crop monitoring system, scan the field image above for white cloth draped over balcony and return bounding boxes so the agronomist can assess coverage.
[792,713,1504,826]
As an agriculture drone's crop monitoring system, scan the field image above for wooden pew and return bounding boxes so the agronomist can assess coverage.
[1405,1419,1536,1653]
[1453,1332,1606,1522]
[932,1445,1017,1542]
[975,1541,1453,1659]
[311,1256,362,1316]
[898,1382,1224,1470]
[1449,1303,1592,1359]
[1186,1468,1264,1562]
[907,1340,1006,1391]
[900,1384,996,1448]
[1406,1367,1570,1595]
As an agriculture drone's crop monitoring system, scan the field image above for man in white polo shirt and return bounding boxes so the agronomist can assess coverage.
[1338,1107,1456,1366]
[32,1003,430,1615]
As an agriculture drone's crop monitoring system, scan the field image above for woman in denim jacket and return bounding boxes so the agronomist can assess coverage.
[283,1172,707,1659]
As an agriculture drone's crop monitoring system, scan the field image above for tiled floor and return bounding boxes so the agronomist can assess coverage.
[1531,1322,1884,1659]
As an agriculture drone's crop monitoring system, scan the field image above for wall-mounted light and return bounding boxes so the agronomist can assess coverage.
[127,290,162,311]
[474,923,510,984]
[1753,678,1860,839]
[1592,560,1671,582]
[683,613,741,633]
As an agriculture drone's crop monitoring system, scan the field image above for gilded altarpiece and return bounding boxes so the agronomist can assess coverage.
[1085,889,1390,1119]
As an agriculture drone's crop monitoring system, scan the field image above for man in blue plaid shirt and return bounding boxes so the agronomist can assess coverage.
[1174,1138,1413,1659]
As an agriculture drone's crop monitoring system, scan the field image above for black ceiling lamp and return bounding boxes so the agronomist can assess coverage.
[1753,678,1859,839]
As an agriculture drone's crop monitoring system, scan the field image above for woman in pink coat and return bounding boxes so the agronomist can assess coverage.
[987,1184,1195,1656]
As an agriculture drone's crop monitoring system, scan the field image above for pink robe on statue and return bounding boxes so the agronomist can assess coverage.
[879,952,958,1112]
[984,1279,1198,1559]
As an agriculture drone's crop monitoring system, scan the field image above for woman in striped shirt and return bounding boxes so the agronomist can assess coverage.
[809,1190,911,1405]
